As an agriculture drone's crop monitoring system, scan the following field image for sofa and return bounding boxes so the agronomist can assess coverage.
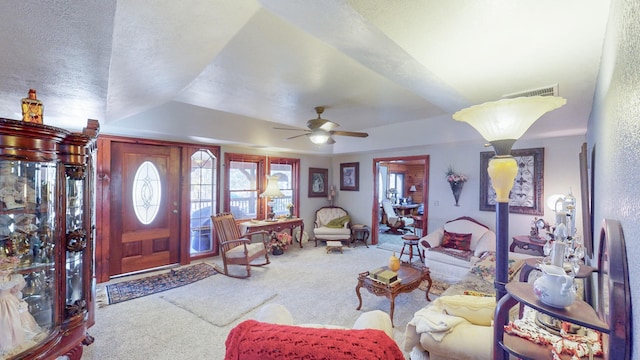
[312,206,352,247]
[225,303,404,359]
[418,216,496,283]
[404,251,536,360]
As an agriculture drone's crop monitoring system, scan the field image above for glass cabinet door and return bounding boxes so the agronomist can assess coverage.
[0,160,57,358]
[64,166,87,319]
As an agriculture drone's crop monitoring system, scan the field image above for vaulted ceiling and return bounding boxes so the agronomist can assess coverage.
[0,1,611,154]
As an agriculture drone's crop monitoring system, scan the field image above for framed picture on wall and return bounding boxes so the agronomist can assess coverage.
[308,168,328,197]
[579,142,594,258]
[340,162,359,191]
[479,147,544,215]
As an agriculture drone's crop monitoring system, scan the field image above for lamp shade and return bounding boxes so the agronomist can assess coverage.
[260,175,284,198]
[409,185,417,192]
[453,96,566,155]
[308,129,330,144]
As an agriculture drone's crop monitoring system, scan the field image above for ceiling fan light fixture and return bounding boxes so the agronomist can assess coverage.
[308,129,330,144]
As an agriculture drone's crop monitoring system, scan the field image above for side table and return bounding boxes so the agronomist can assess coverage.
[355,263,431,327]
[510,235,546,256]
[351,224,370,248]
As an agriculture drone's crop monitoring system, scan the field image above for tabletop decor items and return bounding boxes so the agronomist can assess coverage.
[21,89,43,124]
[269,232,291,255]
[533,264,576,308]
[446,166,467,206]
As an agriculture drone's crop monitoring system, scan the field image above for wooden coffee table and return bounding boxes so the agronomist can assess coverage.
[355,263,431,326]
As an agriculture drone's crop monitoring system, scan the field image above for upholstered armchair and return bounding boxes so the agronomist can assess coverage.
[225,303,403,359]
[381,199,415,234]
[312,206,351,247]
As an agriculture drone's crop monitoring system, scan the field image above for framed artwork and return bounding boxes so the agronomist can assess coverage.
[579,142,594,258]
[308,168,328,197]
[479,147,544,215]
[340,162,359,191]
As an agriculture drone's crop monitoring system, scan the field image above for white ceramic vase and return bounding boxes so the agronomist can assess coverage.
[533,264,576,308]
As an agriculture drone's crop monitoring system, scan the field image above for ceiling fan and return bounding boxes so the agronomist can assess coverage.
[274,107,369,144]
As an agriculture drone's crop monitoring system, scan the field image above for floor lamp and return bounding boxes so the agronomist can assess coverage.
[453,95,566,301]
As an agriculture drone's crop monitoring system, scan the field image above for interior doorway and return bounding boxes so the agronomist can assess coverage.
[371,155,430,245]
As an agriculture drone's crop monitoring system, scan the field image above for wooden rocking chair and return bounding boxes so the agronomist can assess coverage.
[211,213,270,278]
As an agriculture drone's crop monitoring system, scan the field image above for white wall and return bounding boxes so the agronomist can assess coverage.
[331,135,585,245]
[588,1,639,356]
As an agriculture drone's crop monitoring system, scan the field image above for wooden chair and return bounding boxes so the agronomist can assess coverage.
[211,213,270,278]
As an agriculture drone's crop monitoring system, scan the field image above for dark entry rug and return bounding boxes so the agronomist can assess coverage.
[105,262,218,305]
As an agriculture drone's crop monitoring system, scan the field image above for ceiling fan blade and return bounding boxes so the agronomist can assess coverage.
[331,130,369,138]
[284,133,309,140]
[274,126,308,131]
[306,118,339,131]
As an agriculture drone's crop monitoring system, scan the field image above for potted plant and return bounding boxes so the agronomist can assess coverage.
[268,232,291,255]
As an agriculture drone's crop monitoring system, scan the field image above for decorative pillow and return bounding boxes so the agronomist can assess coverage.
[326,215,350,228]
[441,230,472,251]
[435,295,496,326]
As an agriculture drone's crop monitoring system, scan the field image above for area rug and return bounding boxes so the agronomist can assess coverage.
[419,278,452,297]
[104,262,218,305]
[160,271,278,327]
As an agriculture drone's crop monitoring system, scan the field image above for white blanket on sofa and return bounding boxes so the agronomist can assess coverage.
[405,306,465,344]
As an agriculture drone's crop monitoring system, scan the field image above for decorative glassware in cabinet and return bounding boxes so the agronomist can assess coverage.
[1,159,57,357]
[64,166,87,319]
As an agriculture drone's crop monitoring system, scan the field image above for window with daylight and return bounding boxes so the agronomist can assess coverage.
[226,155,262,220]
[132,161,161,225]
[189,149,217,255]
[389,172,405,200]
[269,157,300,217]
[224,154,300,220]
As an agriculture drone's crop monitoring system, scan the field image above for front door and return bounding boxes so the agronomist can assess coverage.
[109,142,181,275]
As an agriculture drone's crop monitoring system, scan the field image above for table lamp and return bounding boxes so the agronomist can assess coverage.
[260,175,284,220]
[453,95,566,300]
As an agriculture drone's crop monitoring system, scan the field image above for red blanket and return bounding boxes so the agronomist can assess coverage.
[225,320,404,360]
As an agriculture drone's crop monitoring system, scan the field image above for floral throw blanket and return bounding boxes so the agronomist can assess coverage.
[504,307,603,359]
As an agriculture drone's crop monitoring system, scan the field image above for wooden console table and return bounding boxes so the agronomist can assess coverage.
[240,218,305,248]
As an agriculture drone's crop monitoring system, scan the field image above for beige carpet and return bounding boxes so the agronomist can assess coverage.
[84,245,438,360]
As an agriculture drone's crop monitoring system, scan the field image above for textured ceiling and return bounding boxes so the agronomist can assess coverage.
[0,0,611,154]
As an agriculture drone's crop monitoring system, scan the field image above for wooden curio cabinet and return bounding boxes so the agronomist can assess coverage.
[0,118,99,360]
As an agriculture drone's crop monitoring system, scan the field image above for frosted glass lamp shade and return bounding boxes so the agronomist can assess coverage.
[453,96,566,155]
[546,194,565,211]
[308,129,330,144]
[260,176,284,198]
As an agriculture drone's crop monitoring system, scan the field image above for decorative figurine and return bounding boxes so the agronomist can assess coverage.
[21,89,43,124]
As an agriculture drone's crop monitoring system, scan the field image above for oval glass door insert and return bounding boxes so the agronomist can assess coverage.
[132,161,161,225]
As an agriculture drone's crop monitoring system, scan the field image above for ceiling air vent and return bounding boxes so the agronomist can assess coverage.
[502,84,558,99]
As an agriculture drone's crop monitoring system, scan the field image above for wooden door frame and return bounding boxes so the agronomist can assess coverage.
[95,135,220,283]
[371,155,430,245]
